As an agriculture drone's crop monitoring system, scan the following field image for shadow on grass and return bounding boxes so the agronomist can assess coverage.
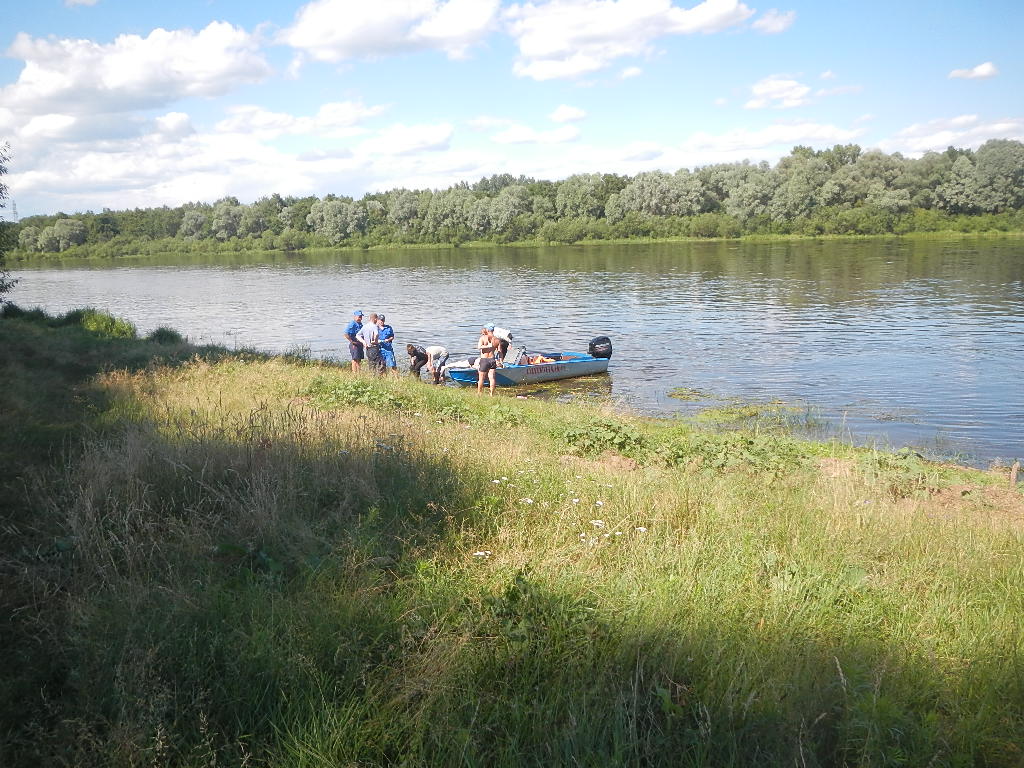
[2,308,1021,767]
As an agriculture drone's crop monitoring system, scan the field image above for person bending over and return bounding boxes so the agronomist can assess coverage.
[424,344,449,384]
[407,344,428,377]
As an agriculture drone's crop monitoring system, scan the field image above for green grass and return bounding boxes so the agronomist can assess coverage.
[1,308,1022,767]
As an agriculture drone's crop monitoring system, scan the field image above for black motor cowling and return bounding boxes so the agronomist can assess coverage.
[589,336,613,359]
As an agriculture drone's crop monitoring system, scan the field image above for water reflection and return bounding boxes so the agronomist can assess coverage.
[10,237,1024,467]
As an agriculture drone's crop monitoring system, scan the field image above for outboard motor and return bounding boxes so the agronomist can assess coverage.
[589,336,613,359]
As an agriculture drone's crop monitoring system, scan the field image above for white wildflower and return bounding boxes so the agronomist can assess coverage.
[614,531,622,536]
[635,526,647,532]
[572,498,580,504]
[595,500,604,507]
[472,550,492,558]
[520,498,534,504]
[590,519,605,528]
[492,479,501,485]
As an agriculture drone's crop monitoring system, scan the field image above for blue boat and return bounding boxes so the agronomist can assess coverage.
[444,337,612,387]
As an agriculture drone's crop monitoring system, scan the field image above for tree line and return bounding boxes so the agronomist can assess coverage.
[11,139,1024,256]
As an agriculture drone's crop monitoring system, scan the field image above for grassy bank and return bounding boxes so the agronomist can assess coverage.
[7,227,1024,262]
[2,307,1022,767]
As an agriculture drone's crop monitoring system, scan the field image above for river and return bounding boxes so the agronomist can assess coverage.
[9,237,1024,468]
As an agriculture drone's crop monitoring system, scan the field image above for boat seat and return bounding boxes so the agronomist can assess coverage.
[504,345,526,365]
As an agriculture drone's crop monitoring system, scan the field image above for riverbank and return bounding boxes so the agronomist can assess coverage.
[2,306,1022,767]
[7,227,1024,262]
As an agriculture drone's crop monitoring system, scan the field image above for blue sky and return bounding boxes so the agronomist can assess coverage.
[2,0,1021,217]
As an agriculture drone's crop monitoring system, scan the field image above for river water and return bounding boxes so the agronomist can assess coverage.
[9,238,1024,467]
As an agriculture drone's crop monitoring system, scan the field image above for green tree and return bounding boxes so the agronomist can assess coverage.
[53,218,87,251]
[178,209,208,240]
[17,225,40,251]
[936,156,982,214]
[972,139,1024,212]
[211,197,243,240]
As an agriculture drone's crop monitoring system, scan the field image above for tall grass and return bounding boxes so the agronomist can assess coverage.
[1,313,1022,767]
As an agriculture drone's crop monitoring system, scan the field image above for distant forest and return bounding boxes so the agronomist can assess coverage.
[11,139,1024,256]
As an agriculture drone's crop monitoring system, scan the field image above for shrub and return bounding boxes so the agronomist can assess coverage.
[562,417,645,456]
[659,431,808,478]
[147,327,184,344]
[304,375,405,411]
[63,308,137,339]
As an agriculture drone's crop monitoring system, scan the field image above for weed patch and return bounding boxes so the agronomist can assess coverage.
[304,375,406,411]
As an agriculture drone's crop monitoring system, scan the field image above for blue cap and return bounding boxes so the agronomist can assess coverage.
[485,323,495,331]
[353,309,364,316]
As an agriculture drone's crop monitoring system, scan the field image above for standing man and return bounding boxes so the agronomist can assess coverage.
[357,312,383,373]
[476,324,500,395]
[343,310,364,372]
[377,313,397,374]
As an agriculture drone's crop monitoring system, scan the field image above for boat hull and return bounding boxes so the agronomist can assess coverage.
[445,354,609,386]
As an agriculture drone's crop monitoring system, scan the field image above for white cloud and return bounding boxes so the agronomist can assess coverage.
[280,0,499,62]
[467,115,514,130]
[683,121,863,155]
[357,122,455,155]
[1,23,270,117]
[492,124,580,144]
[504,0,754,80]
[549,104,587,123]
[64,0,98,6]
[877,114,1024,155]
[819,69,836,80]
[744,76,811,109]
[620,66,643,80]
[948,61,998,80]
[214,102,386,139]
[751,9,795,34]
[815,84,863,97]
[714,97,728,106]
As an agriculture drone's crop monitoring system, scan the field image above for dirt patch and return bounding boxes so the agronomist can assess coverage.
[818,457,855,478]
[559,452,640,473]
[928,482,1024,523]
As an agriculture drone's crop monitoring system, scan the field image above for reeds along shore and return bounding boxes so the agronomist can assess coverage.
[1,306,1022,767]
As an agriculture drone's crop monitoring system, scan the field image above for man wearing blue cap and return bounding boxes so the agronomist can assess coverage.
[343,310,364,372]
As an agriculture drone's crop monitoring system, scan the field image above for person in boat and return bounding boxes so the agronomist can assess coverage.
[525,353,556,364]
[356,312,383,374]
[343,310,364,373]
[376,313,396,373]
[476,324,500,395]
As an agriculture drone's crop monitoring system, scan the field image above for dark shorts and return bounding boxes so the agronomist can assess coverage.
[478,357,498,373]
[349,341,364,361]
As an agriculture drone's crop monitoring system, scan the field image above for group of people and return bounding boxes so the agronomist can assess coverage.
[343,312,552,395]
[343,309,449,383]
[342,310,397,375]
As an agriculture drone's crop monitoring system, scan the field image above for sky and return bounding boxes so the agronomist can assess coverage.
[1,0,1022,218]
